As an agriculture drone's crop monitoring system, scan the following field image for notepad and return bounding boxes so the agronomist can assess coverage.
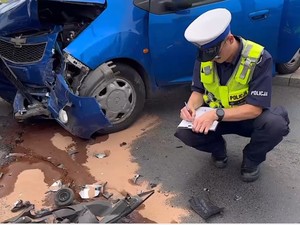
[177,107,219,131]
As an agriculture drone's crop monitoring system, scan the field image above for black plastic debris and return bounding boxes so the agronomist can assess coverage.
[11,200,32,213]
[100,182,113,200]
[189,196,223,220]
[3,190,155,223]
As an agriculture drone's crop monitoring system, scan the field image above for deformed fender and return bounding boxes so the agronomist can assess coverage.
[48,74,110,139]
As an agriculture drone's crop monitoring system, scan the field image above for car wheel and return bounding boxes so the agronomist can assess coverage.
[276,48,300,74]
[54,188,74,207]
[79,62,146,134]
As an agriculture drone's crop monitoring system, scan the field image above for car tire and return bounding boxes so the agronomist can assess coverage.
[79,62,146,134]
[276,48,300,74]
[54,188,74,207]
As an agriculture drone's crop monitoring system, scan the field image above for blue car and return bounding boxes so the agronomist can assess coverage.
[0,0,299,138]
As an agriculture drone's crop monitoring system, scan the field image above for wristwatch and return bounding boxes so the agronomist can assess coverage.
[216,108,225,122]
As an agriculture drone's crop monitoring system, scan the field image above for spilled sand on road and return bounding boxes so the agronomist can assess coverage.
[0,169,48,221]
[83,114,189,223]
[0,114,189,223]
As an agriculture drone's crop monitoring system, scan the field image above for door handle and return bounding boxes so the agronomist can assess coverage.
[249,10,269,20]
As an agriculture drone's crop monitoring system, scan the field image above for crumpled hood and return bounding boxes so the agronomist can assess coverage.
[0,0,106,36]
[0,0,42,36]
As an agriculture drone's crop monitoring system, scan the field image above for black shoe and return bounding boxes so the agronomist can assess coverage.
[241,163,260,182]
[211,155,228,169]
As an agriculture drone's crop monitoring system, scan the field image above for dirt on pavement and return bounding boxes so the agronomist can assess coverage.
[0,107,189,223]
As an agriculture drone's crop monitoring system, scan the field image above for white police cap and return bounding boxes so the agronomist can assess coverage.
[184,8,232,49]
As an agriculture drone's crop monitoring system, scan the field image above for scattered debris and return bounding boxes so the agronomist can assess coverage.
[234,195,242,201]
[57,164,64,169]
[5,153,26,158]
[94,153,107,159]
[189,196,223,220]
[11,200,32,213]
[14,137,23,144]
[120,142,127,147]
[132,174,142,184]
[149,183,157,188]
[103,192,113,200]
[54,188,75,207]
[3,190,155,223]
[48,180,63,192]
[67,148,79,156]
[79,184,102,199]
[94,150,110,159]
[99,182,113,199]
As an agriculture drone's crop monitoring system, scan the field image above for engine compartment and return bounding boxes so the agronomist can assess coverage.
[38,0,105,47]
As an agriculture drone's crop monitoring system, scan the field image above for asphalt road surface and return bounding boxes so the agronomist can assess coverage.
[0,82,299,223]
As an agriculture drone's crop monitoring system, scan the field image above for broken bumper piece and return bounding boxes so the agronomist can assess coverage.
[3,190,154,223]
[48,74,111,139]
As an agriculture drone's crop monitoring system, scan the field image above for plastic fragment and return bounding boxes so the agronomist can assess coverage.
[79,184,102,199]
[94,153,107,159]
[11,200,32,212]
[49,180,63,192]
[133,174,141,184]
[234,195,242,201]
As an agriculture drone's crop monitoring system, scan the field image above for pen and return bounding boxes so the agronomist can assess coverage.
[184,102,192,115]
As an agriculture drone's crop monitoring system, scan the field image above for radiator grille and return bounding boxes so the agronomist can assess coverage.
[0,39,46,64]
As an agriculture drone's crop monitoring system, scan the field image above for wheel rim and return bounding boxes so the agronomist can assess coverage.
[93,78,136,125]
[58,191,70,202]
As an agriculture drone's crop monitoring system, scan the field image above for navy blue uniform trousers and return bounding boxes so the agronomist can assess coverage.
[174,106,290,165]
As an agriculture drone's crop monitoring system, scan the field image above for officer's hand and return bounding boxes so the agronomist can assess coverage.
[192,110,216,134]
[180,106,196,122]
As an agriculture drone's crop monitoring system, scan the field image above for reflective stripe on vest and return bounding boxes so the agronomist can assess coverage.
[200,38,264,108]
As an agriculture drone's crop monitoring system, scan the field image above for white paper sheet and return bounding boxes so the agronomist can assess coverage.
[177,107,219,131]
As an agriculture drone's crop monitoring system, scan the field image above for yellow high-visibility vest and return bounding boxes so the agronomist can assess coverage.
[200,38,264,108]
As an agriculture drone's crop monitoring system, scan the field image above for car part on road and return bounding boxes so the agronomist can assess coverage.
[79,184,102,199]
[11,200,33,213]
[48,180,63,192]
[189,196,223,220]
[3,190,155,223]
[54,188,75,207]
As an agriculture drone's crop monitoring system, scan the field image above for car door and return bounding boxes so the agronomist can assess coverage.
[148,0,283,86]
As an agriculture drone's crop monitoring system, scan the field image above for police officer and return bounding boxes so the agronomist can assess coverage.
[174,8,290,182]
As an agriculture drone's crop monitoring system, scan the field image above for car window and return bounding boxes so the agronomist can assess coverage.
[134,0,223,15]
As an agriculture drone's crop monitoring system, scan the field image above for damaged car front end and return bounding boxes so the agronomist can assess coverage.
[0,0,112,138]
